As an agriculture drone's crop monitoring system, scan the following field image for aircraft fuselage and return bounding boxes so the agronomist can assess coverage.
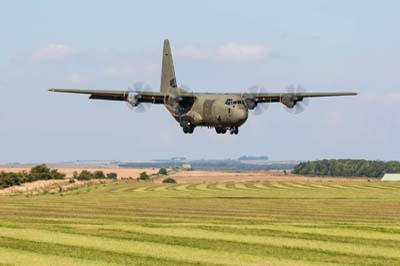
[166,93,248,134]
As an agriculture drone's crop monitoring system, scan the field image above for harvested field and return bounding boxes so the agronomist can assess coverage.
[0,167,158,179]
[0,179,399,266]
[162,169,368,183]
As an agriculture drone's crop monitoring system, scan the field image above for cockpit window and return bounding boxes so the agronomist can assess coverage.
[225,99,233,105]
[232,100,244,105]
[226,99,244,105]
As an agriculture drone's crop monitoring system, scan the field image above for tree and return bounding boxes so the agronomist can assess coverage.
[93,171,106,179]
[29,164,52,181]
[138,172,150,181]
[293,159,400,178]
[106,172,118,179]
[76,170,93,181]
[158,168,168,175]
[162,177,176,184]
[28,164,65,181]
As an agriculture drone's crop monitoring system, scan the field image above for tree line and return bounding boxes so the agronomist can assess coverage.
[0,164,65,189]
[0,164,118,189]
[293,159,400,178]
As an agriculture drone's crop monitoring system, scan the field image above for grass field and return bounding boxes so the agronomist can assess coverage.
[0,180,400,266]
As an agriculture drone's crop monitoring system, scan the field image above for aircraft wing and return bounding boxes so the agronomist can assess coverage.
[239,92,357,108]
[240,92,357,103]
[49,88,166,104]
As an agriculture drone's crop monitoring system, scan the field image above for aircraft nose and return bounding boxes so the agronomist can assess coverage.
[237,108,248,122]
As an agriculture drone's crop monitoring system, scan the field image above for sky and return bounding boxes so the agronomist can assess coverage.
[0,0,399,163]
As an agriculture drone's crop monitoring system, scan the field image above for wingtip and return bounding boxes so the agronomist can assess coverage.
[48,88,55,92]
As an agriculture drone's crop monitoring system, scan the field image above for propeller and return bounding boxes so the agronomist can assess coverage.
[283,84,309,114]
[126,82,153,113]
[242,85,269,116]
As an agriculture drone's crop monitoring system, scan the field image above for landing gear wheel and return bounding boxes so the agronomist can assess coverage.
[229,127,239,135]
[188,126,194,134]
[183,126,195,134]
[180,116,196,134]
[215,127,227,134]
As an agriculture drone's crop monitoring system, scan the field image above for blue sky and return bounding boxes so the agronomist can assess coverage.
[0,0,399,163]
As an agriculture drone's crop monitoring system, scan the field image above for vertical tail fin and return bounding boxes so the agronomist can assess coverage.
[160,39,177,93]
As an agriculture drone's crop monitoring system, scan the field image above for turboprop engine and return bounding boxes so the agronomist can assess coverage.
[127,92,140,107]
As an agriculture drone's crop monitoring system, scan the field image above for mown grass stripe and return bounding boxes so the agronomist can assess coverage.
[23,224,400,266]
[0,247,124,266]
[0,227,342,266]
[0,236,216,266]
[59,223,400,259]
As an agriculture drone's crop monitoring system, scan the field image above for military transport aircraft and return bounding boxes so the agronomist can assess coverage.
[50,39,357,135]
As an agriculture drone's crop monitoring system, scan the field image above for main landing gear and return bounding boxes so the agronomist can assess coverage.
[215,126,239,135]
[180,116,196,134]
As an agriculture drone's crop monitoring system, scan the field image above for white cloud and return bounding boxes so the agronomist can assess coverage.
[217,43,271,61]
[103,63,159,78]
[175,46,211,60]
[30,44,74,63]
[174,43,272,61]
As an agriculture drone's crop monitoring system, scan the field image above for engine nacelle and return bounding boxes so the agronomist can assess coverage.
[244,98,257,110]
[127,92,140,107]
[281,95,298,109]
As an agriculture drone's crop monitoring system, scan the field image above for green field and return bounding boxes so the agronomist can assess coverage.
[1,180,400,266]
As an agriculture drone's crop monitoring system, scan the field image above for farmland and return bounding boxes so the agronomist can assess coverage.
[0,179,400,266]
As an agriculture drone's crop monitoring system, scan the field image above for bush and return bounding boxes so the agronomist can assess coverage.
[29,164,65,181]
[0,172,21,188]
[76,170,93,181]
[106,172,118,179]
[0,164,66,189]
[138,172,150,181]
[93,171,106,179]
[162,177,177,184]
[158,168,168,175]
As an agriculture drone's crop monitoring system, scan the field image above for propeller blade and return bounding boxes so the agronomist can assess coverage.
[284,84,309,115]
[294,103,305,114]
[254,105,263,116]
[246,85,269,116]
[133,82,144,91]
[135,104,146,113]
[127,81,154,113]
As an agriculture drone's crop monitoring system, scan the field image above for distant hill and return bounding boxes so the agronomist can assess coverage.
[120,159,297,171]
[238,156,269,161]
